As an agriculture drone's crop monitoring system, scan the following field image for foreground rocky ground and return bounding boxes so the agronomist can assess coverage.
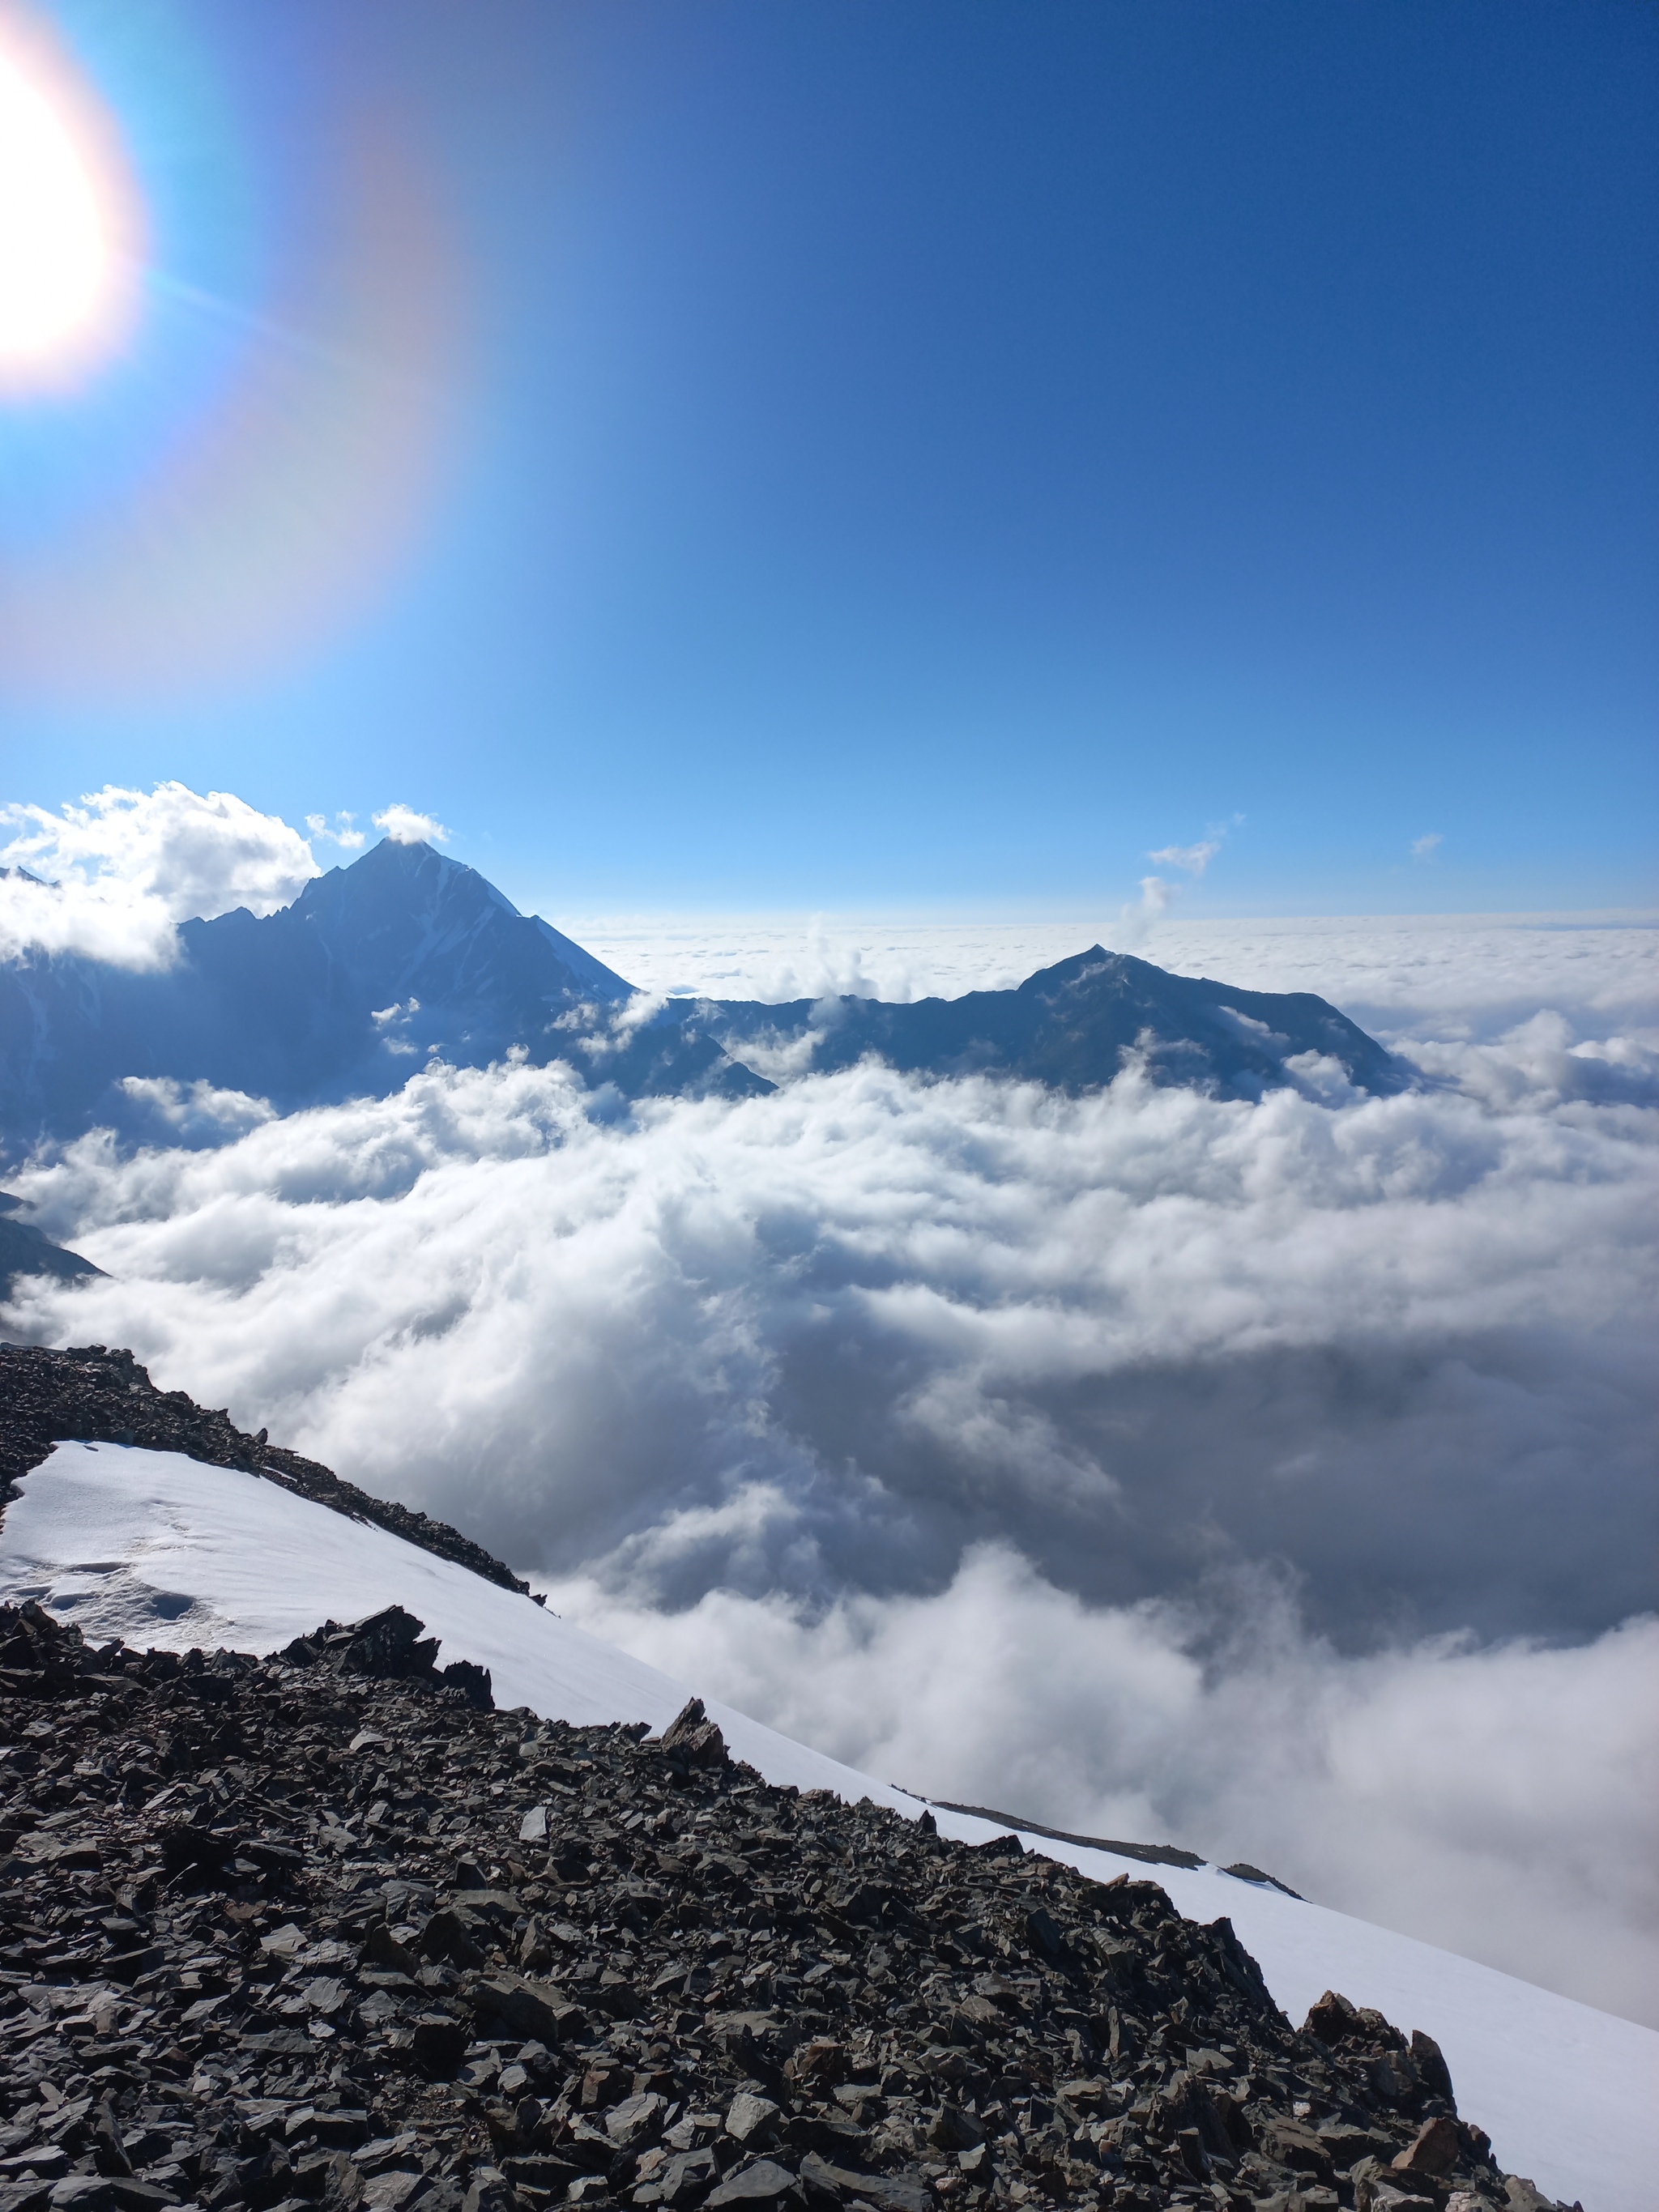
[0,1600,1576,2212]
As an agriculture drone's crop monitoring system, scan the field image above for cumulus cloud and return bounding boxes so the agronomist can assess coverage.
[113,1078,279,1151]
[3,979,1656,2020]
[1412,832,1444,859]
[0,783,320,970]
[20,1048,1656,1639]
[1405,1011,1659,1110]
[373,803,448,845]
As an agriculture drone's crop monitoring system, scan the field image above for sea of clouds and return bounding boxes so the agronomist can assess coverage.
[2,791,1656,2027]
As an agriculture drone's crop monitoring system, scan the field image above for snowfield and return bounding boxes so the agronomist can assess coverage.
[2,1441,1653,2212]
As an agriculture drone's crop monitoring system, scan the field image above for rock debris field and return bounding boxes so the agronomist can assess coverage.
[0,1596,1580,2212]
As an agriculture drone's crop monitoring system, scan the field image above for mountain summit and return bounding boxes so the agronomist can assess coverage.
[697,944,1401,1100]
[0,841,1404,1150]
[0,840,632,1144]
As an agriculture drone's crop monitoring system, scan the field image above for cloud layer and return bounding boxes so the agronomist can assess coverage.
[4,948,1655,2023]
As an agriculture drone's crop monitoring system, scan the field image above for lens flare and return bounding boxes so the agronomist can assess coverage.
[0,11,139,393]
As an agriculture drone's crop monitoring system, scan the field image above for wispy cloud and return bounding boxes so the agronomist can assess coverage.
[305,812,367,851]
[1115,873,1174,946]
[1411,832,1444,859]
[1147,838,1221,876]
[1120,824,1234,944]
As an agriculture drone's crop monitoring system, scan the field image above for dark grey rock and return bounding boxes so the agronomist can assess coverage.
[721,2097,779,2150]
[655,1699,728,1771]
[795,2159,929,2212]
[0,1596,1545,2212]
[703,2159,802,2207]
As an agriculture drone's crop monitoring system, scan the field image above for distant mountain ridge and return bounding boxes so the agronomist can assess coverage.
[0,838,1405,1151]
[698,943,1401,1099]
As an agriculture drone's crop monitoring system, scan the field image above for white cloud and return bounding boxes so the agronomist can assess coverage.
[1115,872,1174,946]
[1115,829,1226,944]
[372,803,448,845]
[3,970,1656,2021]
[740,919,895,1004]
[113,1078,277,1150]
[1412,832,1444,859]
[305,811,366,850]
[1147,838,1222,876]
[0,782,319,970]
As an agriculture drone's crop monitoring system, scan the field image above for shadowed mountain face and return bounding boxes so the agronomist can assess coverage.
[0,1195,101,1300]
[0,841,1404,1150]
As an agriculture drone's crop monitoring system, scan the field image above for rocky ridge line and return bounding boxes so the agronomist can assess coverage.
[0,1347,531,1598]
[0,1599,1577,2212]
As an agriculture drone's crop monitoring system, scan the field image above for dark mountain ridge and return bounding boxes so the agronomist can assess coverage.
[698,947,1398,1099]
[0,1194,101,1299]
[0,841,1405,1154]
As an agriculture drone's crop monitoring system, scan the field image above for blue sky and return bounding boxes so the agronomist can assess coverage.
[3,0,1655,918]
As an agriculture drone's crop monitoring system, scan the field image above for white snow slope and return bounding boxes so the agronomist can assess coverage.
[2,1442,1652,2212]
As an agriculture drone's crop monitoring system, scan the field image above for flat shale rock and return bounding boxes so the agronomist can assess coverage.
[0,1600,1581,2212]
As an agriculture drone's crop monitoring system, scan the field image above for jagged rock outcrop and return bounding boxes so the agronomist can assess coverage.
[0,1600,1577,2212]
[279,1607,494,1713]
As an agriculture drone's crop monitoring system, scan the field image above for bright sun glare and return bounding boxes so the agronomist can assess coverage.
[0,23,134,390]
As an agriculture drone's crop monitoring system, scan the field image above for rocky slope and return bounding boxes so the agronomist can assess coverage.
[0,1598,1573,2212]
[0,1347,529,1600]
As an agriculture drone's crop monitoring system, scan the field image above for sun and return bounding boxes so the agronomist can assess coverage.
[0,13,139,394]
